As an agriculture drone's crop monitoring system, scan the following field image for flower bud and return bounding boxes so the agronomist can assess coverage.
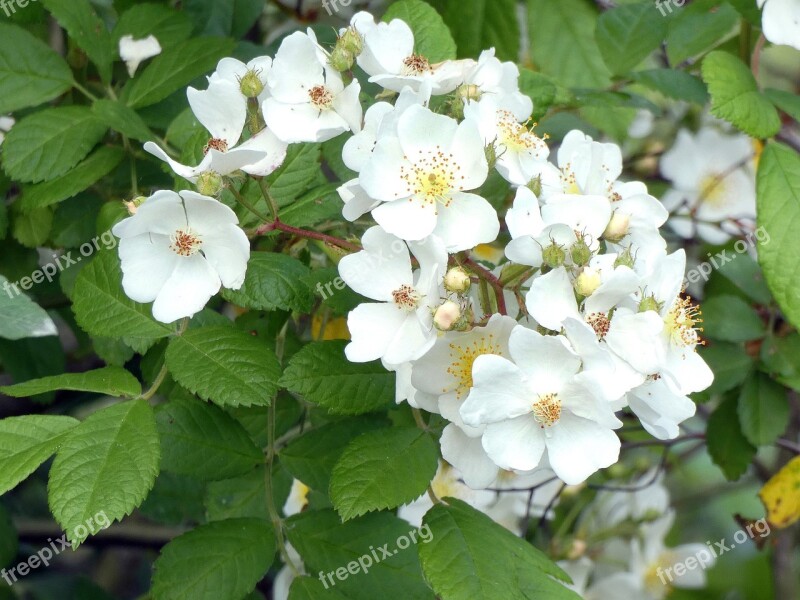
[196,171,224,197]
[638,294,661,313]
[527,175,542,197]
[566,539,587,561]
[123,196,146,215]
[329,46,355,73]
[434,300,462,331]
[574,268,601,297]
[339,27,364,56]
[542,241,566,268]
[444,267,471,294]
[456,83,481,103]
[603,212,631,242]
[239,69,265,98]
[614,247,635,269]
[484,143,498,172]
[570,238,592,266]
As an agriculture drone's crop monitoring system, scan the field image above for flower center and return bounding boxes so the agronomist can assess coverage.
[532,393,561,428]
[308,85,334,109]
[665,296,704,348]
[445,334,502,398]
[585,312,611,339]
[402,54,431,75]
[400,147,461,205]
[497,111,547,156]
[698,172,731,207]
[169,228,203,257]
[431,464,465,499]
[560,163,583,195]
[204,137,228,154]
[392,284,422,311]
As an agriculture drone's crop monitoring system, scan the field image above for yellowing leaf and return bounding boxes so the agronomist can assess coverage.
[759,455,800,529]
[312,314,350,341]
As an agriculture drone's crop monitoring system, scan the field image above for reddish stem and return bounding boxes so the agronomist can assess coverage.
[462,257,507,316]
[256,219,361,253]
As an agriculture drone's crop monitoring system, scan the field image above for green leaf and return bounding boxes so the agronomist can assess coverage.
[0,415,79,495]
[124,37,236,109]
[701,51,780,139]
[155,397,263,480]
[280,417,389,493]
[279,184,343,230]
[165,326,281,408]
[757,143,800,328]
[737,372,789,446]
[11,206,53,247]
[761,334,800,392]
[707,394,756,481]
[701,294,765,342]
[2,107,107,184]
[268,144,325,206]
[205,466,292,522]
[140,472,206,526]
[699,342,753,396]
[630,69,709,104]
[714,251,772,305]
[0,23,73,113]
[765,88,800,123]
[150,518,275,600]
[0,274,58,340]
[40,0,114,82]
[330,427,438,521]
[383,0,457,62]
[286,509,434,600]
[419,499,579,600]
[92,99,154,143]
[48,400,160,545]
[0,366,141,398]
[280,341,395,415]
[518,69,572,121]
[288,577,351,600]
[222,253,313,313]
[438,0,519,61]
[666,0,739,66]
[19,146,125,212]
[527,0,610,88]
[113,3,193,52]
[596,2,668,75]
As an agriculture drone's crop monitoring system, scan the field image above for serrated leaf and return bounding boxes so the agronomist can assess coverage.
[701,294,765,342]
[737,372,788,446]
[0,415,79,495]
[124,37,235,109]
[596,2,668,75]
[166,326,281,408]
[48,400,160,545]
[92,99,154,143]
[222,253,313,313]
[113,3,193,52]
[518,68,571,121]
[151,518,275,600]
[19,146,124,212]
[2,107,107,184]
[155,397,263,480]
[630,69,708,104]
[12,206,53,247]
[527,0,610,88]
[330,427,438,520]
[286,509,434,600]
[72,251,173,344]
[702,51,780,139]
[0,23,73,113]
[382,0,456,62]
[0,366,140,398]
[665,0,739,65]
[0,274,58,340]
[280,341,394,415]
[438,0,518,61]
[205,466,292,522]
[757,143,800,328]
[699,342,753,396]
[267,144,324,206]
[707,394,756,481]
[419,499,579,600]
[40,0,114,82]
[279,184,343,229]
[288,577,351,600]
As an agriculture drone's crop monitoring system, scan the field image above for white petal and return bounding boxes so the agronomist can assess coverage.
[545,413,620,485]
[359,137,413,201]
[449,118,489,190]
[433,192,500,252]
[345,303,408,362]
[239,128,288,176]
[397,104,458,161]
[460,355,531,426]
[440,424,499,489]
[372,197,438,241]
[628,379,696,440]
[508,327,581,393]
[338,227,412,300]
[199,224,251,290]
[482,416,547,472]
[332,80,363,134]
[187,80,246,148]
[118,233,179,303]
[119,35,162,77]
[152,254,221,323]
[525,267,581,331]
[338,179,381,222]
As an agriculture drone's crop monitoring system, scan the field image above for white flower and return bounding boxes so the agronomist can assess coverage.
[339,227,447,364]
[119,34,162,77]
[460,327,622,485]
[0,115,14,146]
[351,11,465,95]
[209,56,272,102]
[145,79,287,181]
[359,104,498,252]
[660,127,756,243]
[386,360,440,413]
[112,190,250,324]
[264,30,362,143]
[539,129,623,199]
[283,479,310,516]
[604,181,668,265]
[758,0,800,51]
[338,179,381,222]
[459,49,533,121]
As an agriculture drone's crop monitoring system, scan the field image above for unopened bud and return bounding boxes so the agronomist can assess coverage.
[196,171,224,197]
[574,268,601,297]
[527,175,542,197]
[456,83,481,103]
[123,196,146,215]
[542,241,566,268]
[566,539,587,561]
[329,46,355,72]
[614,247,635,269]
[570,238,592,266]
[239,69,265,98]
[444,267,471,294]
[434,300,462,331]
[339,27,363,57]
[639,294,660,313]
[603,212,631,243]
[484,143,498,171]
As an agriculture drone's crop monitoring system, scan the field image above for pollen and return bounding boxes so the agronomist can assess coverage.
[308,85,334,109]
[561,163,582,194]
[532,393,561,428]
[204,137,228,154]
[392,284,422,311]
[445,334,502,398]
[665,295,704,348]
[585,312,611,339]
[400,146,461,206]
[698,172,731,207]
[169,228,203,257]
[402,54,432,75]
[497,111,547,157]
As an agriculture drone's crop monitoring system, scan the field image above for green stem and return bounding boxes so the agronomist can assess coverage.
[257,177,281,222]
[229,185,272,222]
[72,80,98,101]
[140,363,168,402]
